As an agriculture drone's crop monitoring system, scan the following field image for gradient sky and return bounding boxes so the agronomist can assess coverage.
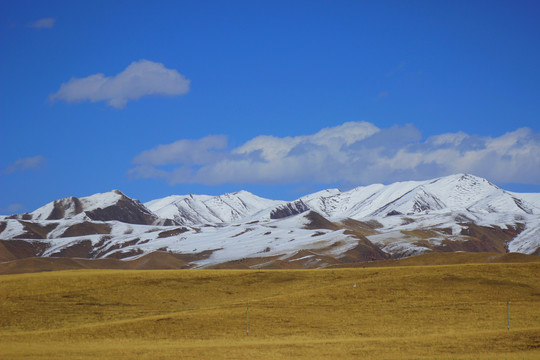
[1,0,539,213]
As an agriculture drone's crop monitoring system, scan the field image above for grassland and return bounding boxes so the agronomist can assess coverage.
[1,254,539,359]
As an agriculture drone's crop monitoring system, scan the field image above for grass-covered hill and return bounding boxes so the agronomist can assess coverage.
[1,253,539,359]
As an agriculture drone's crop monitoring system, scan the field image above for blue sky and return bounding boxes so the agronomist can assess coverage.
[1,0,539,213]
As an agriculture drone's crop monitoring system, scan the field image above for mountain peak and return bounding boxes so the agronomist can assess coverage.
[26,190,163,225]
[2,174,539,267]
[146,190,282,225]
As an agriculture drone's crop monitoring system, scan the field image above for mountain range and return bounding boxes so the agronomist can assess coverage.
[1,174,539,269]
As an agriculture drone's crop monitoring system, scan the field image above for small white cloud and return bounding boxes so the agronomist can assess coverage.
[129,122,540,187]
[4,155,47,174]
[1,203,26,214]
[49,60,190,108]
[29,18,56,29]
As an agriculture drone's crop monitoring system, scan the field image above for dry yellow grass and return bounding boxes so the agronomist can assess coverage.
[1,257,539,359]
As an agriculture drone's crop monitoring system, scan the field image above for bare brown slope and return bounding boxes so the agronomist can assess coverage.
[0,255,138,275]
[330,251,540,268]
[0,239,49,259]
[0,221,7,234]
[0,242,17,262]
[0,257,126,275]
[130,250,217,269]
[2,251,539,275]
[13,221,59,239]
[303,211,341,230]
[0,249,220,275]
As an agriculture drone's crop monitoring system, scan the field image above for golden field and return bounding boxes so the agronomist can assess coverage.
[1,253,539,359]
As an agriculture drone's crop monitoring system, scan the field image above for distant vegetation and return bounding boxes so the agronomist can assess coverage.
[1,253,539,359]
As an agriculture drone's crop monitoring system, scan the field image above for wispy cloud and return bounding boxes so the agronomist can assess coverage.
[386,61,406,77]
[0,203,26,214]
[49,60,190,108]
[28,18,56,29]
[4,155,47,174]
[129,122,540,187]
[133,135,228,167]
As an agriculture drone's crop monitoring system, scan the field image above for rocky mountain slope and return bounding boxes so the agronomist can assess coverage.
[1,174,539,268]
[12,190,171,225]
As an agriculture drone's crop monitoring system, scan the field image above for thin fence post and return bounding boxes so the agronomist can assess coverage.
[507,300,510,331]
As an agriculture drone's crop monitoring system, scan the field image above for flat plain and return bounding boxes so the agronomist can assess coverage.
[1,253,539,359]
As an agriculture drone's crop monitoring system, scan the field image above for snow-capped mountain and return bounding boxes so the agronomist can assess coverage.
[145,191,283,225]
[299,174,538,218]
[18,190,171,226]
[1,174,539,269]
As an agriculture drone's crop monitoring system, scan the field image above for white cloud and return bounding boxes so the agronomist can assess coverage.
[0,203,26,214]
[133,135,228,166]
[233,122,378,162]
[49,60,190,108]
[129,122,540,187]
[4,155,47,174]
[29,18,56,29]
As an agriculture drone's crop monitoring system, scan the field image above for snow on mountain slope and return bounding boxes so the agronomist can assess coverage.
[508,223,540,255]
[300,174,539,219]
[29,190,165,225]
[1,211,362,267]
[31,191,123,220]
[1,174,539,267]
[31,197,83,220]
[145,191,284,225]
[423,174,537,214]
[510,192,540,212]
[422,174,495,209]
[80,190,126,211]
[299,180,441,218]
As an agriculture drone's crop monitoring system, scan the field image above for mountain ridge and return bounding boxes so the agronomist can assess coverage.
[1,174,539,269]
